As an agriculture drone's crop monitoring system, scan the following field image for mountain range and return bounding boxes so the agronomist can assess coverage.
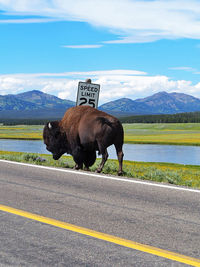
[0,90,74,119]
[100,91,200,115]
[1,90,200,119]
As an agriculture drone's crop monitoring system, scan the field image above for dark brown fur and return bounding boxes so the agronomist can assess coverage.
[43,106,124,175]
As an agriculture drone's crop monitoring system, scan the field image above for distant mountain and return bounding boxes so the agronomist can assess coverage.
[0,90,75,119]
[0,94,37,111]
[15,90,74,109]
[134,91,200,114]
[100,91,200,115]
[99,98,151,115]
[1,90,200,119]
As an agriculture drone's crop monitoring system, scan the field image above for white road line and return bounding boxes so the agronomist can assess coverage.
[0,159,200,193]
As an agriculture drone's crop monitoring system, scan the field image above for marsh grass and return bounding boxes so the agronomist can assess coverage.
[0,151,200,189]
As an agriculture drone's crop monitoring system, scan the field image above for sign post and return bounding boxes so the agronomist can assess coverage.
[76,79,100,108]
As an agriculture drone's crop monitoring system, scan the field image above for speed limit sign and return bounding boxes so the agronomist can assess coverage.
[76,81,100,108]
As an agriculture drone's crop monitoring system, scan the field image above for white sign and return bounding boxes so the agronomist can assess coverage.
[76,81,100,108]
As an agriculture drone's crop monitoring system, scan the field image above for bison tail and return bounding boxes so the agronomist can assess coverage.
[96,117,113,127]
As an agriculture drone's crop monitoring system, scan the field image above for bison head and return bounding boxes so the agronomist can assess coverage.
[43,121,67,160]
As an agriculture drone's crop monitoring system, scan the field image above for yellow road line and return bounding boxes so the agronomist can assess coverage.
[0,204,200,267]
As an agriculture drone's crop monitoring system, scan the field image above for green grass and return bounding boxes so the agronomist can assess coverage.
[123,123,200,145]
[1,151,200,189]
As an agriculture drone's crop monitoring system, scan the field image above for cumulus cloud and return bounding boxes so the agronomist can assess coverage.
[1,70,200,104]
[1,0,200,43]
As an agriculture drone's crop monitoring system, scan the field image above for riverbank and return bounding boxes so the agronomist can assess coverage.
[1,150,200,189]
[1,123,200,146]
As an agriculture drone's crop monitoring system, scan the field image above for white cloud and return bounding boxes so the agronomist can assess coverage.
[1,0,200,43]
[169,67,195,71]
[62,44,103,49]
[1,70,200,104]
[3,69,146,78]
[169,66,200,73]
[169,66,200,75]
[0,18,59,23]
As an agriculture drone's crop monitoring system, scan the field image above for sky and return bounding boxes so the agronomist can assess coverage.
[0,0,200,105]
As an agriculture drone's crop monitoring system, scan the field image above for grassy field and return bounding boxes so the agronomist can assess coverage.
[123,123,200,145]
[1,123,200,145]
[0,125,43,140]
[0,150,200,189]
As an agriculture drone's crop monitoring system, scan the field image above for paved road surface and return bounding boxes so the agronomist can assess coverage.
[0,160,200,266]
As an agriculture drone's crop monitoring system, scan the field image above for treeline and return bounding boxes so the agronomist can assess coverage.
[120,111,200,123]
[0,118,61,125]
[1,111,200,125]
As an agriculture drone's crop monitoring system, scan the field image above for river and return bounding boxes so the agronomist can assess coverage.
[0,139,200,165]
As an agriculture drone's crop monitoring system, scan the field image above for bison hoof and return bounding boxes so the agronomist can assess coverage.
[95,168,101,173]
[118,171,123,176]
[74,164,82,170]
[84,167,89,171]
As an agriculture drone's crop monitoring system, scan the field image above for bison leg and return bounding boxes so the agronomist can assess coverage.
[114,144,124,176]
[72,146,84,170]
[117,151,124,175]
[96,149,108,173]
[83,150,96,170]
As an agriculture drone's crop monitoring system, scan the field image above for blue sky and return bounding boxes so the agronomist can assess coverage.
[0,0,200,104]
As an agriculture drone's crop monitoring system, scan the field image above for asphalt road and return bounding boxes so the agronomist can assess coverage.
[0,160,200,266]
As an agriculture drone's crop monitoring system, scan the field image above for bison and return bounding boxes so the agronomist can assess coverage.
[43,105,124,175]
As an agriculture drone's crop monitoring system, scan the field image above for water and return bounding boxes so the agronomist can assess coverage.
[0,139,200,165]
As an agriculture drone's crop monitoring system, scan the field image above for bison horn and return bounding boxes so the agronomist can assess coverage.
[48,122,52,129]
